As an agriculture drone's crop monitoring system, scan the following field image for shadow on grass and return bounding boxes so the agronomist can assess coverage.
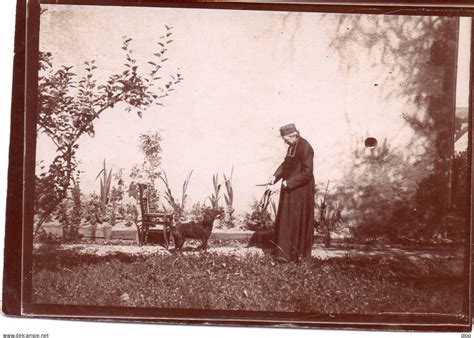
[32,245,464,315]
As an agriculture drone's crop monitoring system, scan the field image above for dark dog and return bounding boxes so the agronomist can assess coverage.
[172,207,224,251]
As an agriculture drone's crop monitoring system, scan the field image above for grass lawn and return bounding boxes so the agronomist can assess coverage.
[31,243,465,315]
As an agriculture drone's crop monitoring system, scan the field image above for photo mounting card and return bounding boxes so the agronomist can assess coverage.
[3,0,473,332]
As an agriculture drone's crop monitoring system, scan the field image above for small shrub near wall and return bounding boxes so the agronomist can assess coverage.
[347,152,468,243]
[332,138,470,243]
[187,202,207,222]
[244,201,274,232]
[55,193,82,243]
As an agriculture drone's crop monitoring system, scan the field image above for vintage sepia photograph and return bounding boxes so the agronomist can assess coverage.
[18,0,472,330]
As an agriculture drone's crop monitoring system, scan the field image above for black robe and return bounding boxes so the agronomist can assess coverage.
[273,137,315,262]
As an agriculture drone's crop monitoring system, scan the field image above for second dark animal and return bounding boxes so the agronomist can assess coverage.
[172,207,224,251]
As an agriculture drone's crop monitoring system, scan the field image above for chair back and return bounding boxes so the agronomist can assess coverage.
[138,183,150,216]
[137,183,173,246]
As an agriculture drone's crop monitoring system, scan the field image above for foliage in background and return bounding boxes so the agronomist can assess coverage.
[315,201,343,233]
[55,200,76,242]
[334,139,429,240]
[124,203,139,228]
[337,143,469,241]
[83,193,102,225]
[69,172,83,240]
[314,183,344,247]
[187,202,207,222]
[160,170,179,213]
[327,15,457,137]
[159,169,193,220]
[108,169,126,226]
[95,159,113,218]
[206,173,221,210]
[244,189,275,231]
[43,170,84,242]
[54,189,81,242]
[128,131,163,212]
[124,131,165,240]
[222,168,235,228]
[181,170,193,212]
[34,24,183,234]
[82,192,102,240]
[137,132,163,184]
[403,150,469,240]
[326,16,459,239]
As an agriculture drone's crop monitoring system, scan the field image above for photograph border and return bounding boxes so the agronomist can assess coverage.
[3,0,473,332]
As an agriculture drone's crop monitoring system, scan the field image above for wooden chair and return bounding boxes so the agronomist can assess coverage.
[138,184,174,247]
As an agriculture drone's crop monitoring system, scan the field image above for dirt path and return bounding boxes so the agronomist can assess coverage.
[33,241,465,280]
[34,241,464,261]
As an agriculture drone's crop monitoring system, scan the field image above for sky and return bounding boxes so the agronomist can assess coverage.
[36,5,471,213]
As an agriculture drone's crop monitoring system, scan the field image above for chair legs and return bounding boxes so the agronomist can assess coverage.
[140,224,150,245]
[163,226,170,249]
[140,223,171,249]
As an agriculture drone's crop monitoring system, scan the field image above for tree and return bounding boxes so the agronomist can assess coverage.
[329,15,457,159]
[326,15,459,238]
[334,138,427,239]
[128,131,163,213]
[35,26,183,234]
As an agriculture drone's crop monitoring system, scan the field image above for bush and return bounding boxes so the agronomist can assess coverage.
[349,173,446,242]
[359,151,468,242]
[83,193,103,225]
[333,139,424,240]
[55,196,82,243]
[385,201,426,240]
[187,202,207,222]
[244,200,274,231]
[35,230,63,245]
[334,140,469,242]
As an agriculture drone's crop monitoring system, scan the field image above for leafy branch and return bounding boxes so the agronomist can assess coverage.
[206,173,221,210]
[35,26,183,234]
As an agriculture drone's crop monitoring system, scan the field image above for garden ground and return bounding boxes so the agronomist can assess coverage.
[32,239,467,317]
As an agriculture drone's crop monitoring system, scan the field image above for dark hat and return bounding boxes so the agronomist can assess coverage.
[279,123,298,136]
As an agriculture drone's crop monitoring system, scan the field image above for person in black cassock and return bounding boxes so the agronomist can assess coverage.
[270,123,315,262]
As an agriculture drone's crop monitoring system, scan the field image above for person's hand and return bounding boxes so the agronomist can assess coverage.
[282,180,288,188]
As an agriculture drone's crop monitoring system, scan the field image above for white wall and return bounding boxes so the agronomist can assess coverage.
[36,6,471,213]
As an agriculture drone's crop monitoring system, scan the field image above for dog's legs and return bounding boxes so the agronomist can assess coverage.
[176,238,184,251]
[173,234,184,252]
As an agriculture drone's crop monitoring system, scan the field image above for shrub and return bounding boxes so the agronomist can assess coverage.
[54,192,82,243]
[206,173,221,210]
[334,139,435,241]
[34,29,183,234]
[356,150,468,242]
[83,193,102,225]
[123,203,138,227]
[107,169,126,226]
[187,202,206,222]
[35,230,63,245]
[222,169,235,228]
[244,200,274,231]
